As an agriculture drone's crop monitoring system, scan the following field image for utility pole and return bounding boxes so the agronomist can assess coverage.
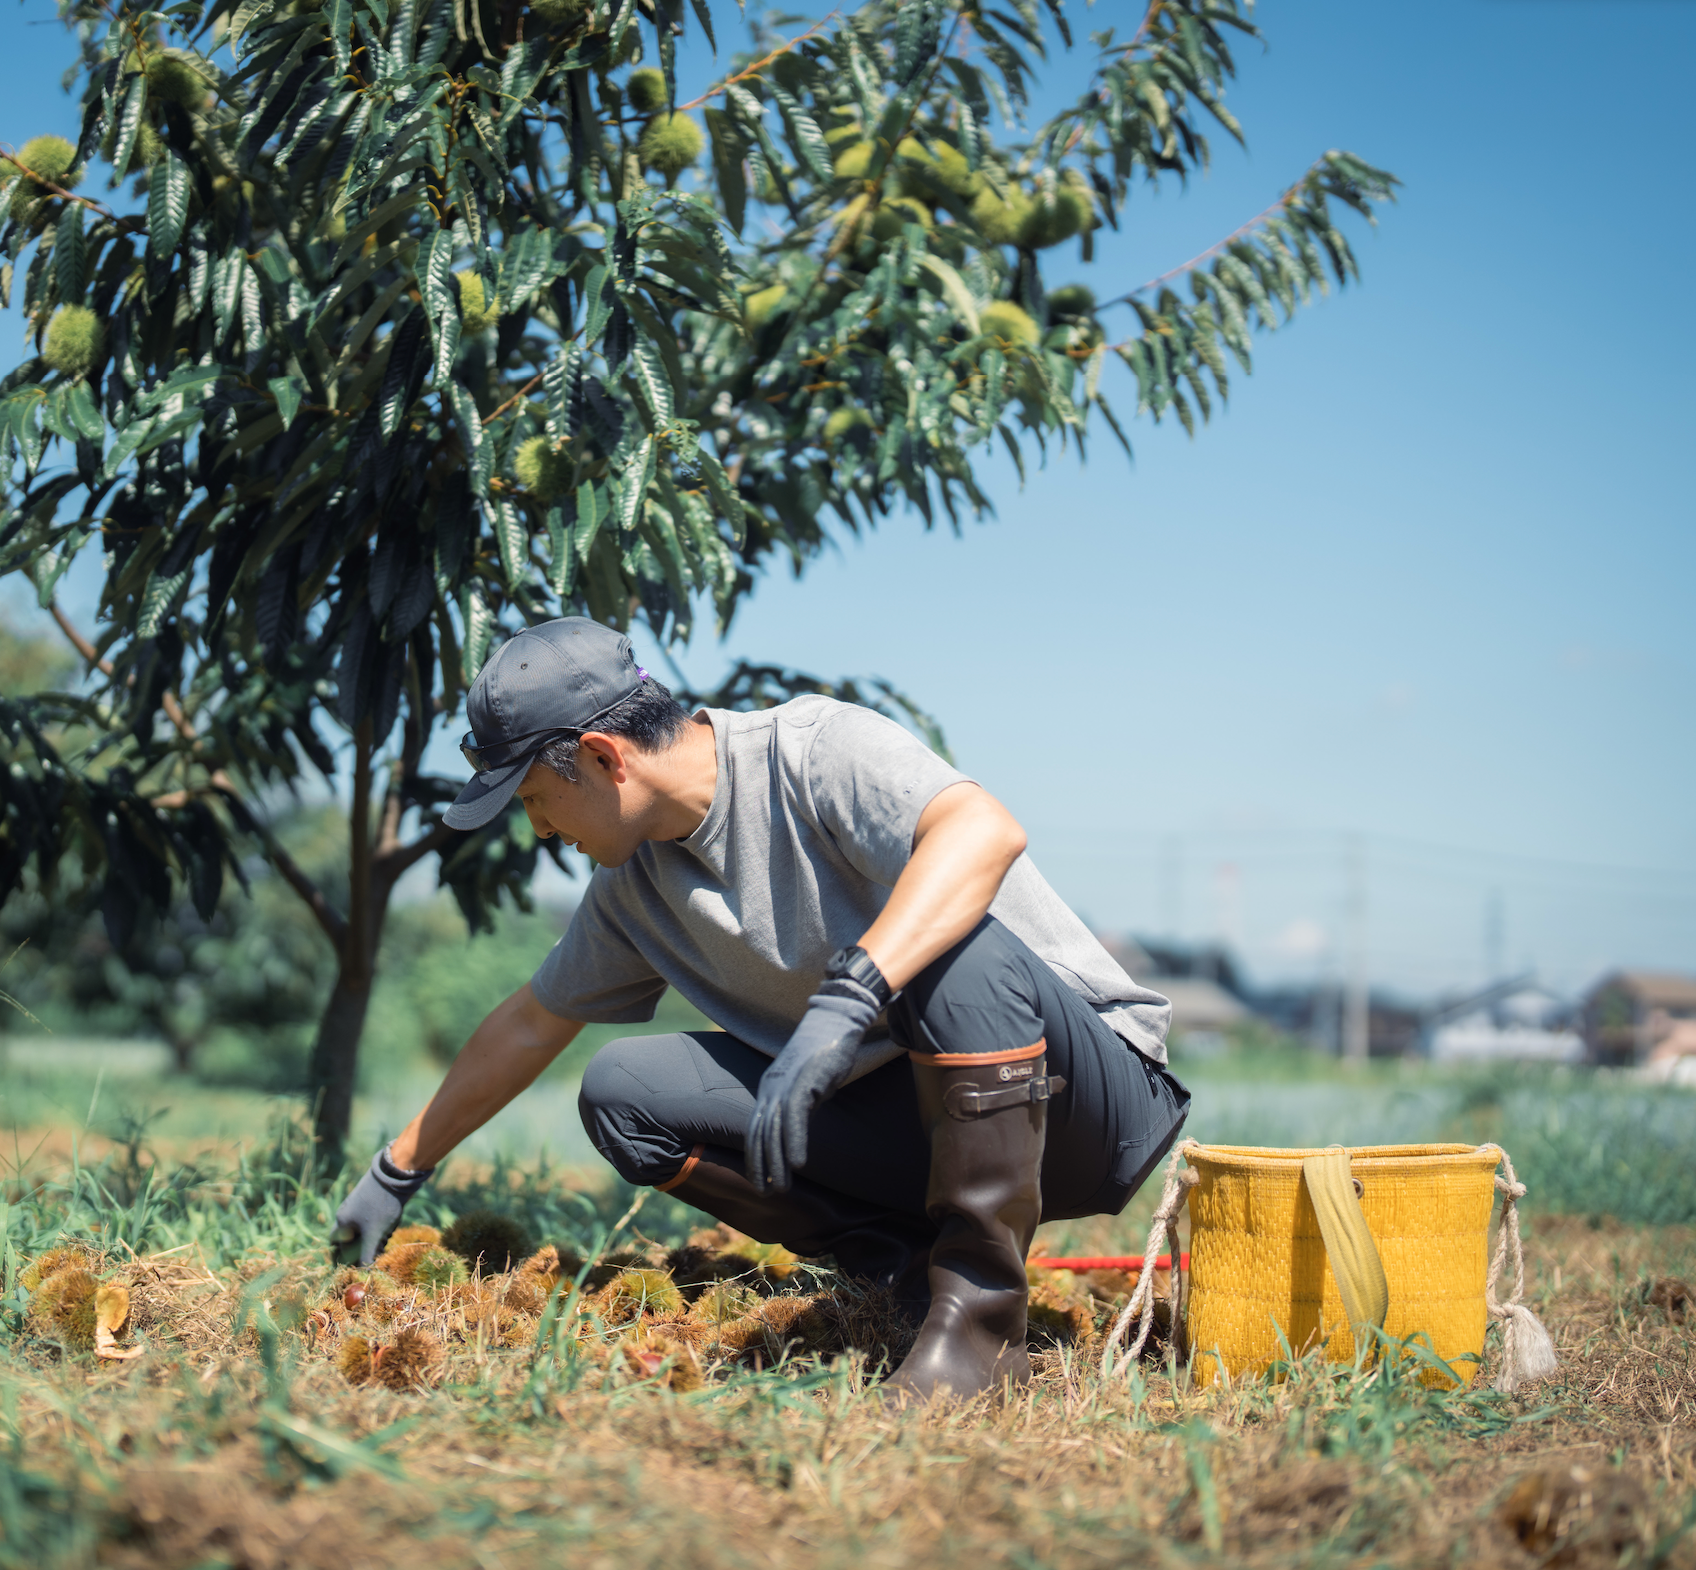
[1344,834,1369,1062]
[1215,861,1242,960]
[1484,887,1504,985]
[1161,834,1183,943]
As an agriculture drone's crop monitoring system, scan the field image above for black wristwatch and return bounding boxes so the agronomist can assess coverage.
[824,944,893,1006]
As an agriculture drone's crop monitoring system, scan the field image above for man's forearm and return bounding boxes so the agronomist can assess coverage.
[858,784,1027,992]
[387,983,583,1170]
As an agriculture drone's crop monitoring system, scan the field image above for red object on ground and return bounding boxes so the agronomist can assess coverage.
[1032,1253,1190,1273]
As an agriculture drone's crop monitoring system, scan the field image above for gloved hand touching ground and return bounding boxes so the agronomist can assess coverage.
[332,1145,435,1264]
[746,977,883,1193]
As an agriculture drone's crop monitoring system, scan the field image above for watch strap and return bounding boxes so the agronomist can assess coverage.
[824,944,892,1007]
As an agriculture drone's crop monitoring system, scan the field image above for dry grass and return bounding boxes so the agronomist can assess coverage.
[3,1183,1694,1570]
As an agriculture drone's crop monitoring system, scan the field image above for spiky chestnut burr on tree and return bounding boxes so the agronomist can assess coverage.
[0,0,1396,1162]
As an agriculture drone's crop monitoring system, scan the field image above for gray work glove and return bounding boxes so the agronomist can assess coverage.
[332,1146,435,1264]
[746,978,883,1194]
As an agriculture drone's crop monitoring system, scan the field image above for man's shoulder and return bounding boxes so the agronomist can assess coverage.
[711,694,868,764]
[711,693,849,735]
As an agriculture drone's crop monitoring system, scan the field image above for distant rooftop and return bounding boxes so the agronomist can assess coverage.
[1593,971,1696,1009]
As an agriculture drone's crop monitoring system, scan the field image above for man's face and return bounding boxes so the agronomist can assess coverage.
[514,740,643,866]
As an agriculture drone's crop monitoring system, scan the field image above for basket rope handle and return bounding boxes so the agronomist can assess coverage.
[1476,1143,1559,1393]
[1100,1138,1200,1382]
[1303,1148,1391,1348]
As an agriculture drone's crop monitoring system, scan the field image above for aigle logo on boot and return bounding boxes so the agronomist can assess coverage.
[997,1062,1036,1083]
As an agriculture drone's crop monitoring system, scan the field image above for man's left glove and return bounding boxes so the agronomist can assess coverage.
[332,1145,435,1264]
[746,977,883,1193]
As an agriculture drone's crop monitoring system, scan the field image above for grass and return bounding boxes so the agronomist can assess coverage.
[2,1105,1694,1570]
[1172,1040,1696,1228]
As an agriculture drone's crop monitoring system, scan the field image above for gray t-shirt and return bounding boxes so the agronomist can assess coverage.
[531,696,1171,1075]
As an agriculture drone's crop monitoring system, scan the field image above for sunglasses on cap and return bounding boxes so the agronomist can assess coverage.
[458,726,581,775]
[459,665,652,776]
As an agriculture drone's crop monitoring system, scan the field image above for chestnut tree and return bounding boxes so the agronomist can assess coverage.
[0,0,1395,1159]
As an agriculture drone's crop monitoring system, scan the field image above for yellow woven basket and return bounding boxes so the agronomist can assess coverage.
[1184,1142,1502,1389]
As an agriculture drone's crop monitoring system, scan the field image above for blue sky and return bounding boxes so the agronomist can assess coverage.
[4,1,1692,999]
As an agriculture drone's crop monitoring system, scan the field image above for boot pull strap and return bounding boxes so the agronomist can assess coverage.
[943,1075,1067,1118]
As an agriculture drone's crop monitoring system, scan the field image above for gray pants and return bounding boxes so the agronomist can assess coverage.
[577,916,1190,1222]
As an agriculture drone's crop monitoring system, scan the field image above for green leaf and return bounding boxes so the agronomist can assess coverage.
[13,397,43,475]
[108,71,147,181]
[41,386,79,448]
[894,0,944,87]
[704,109,747,238]
[493,498,528,591]
[53,203,85,302]
[693,444,745,550]
[919,255,980,336]
[581,264,611,344]
[230,0,282,46]
[628,339,674,428]
[329,182,426,271]
[269,376,304,431]
[446,381,492,498]
[544,344,579,442]
[769,85,831,185]
[546,502,572,596]
[573,480,602,559]
[27,524,90,607]
[461,582,495,678]
[65,379,104,442]
[137,565,191,639]
[421,229,460,385]
[148,151,192,257]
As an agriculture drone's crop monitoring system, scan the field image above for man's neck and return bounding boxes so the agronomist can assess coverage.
[644,711,719,842]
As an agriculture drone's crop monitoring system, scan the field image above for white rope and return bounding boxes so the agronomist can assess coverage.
[1477,1143,1558,1394]
[1100,1139,1199,1382]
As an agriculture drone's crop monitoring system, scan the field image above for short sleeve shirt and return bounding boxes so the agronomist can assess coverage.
[530,696,1170,1067]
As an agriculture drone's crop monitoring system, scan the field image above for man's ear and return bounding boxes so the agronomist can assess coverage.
[577,731,628,782]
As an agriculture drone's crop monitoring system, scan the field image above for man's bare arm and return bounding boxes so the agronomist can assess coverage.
[388,983,583,1170]
[856,782,1027,992]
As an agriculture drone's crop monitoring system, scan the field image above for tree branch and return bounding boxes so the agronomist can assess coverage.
[1103,165,1314,325]
[1124,1,1166,58]
[482,373,542,426]
[676,14,839,113]
[50,601,112,674]
[53,601,351,954]
[269,835,351,952]
[0,145,142,231]
[375,820,456,885]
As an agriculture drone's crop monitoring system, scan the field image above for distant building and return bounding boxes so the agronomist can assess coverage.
[1422,977,1583,1064]
[1582,971,1696,1066]
[1155,977,1251,1039]
[1098,935,1254,1047]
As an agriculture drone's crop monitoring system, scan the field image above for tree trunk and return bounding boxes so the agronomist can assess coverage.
[296,709,447,1172]
[169,1030,195,1076]
[307,721,382,1171]
[308,969,376,1171]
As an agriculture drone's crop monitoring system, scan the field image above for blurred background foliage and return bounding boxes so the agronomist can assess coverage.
[0,616,591,1091]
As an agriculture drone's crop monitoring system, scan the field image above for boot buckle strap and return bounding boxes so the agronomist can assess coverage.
[943,1074,1068,1119]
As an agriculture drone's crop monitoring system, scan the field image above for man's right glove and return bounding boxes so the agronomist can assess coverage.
[745,977,883,1194]
[332,1146,435,1264]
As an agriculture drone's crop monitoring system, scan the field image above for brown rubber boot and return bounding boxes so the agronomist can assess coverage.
[660,1144,934,1314]
[881,1044,1062,1405]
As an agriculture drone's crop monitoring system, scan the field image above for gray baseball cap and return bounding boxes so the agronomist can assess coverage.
[444,618,648,831]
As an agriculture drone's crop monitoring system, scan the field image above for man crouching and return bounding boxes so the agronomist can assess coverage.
[335,618,1189,1401]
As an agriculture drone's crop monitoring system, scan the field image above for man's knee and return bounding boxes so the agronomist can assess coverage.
[890,917,1045,1056]
[577,1036,690,1187]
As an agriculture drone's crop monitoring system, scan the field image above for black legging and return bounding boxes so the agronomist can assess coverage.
[577,916,1191,1222]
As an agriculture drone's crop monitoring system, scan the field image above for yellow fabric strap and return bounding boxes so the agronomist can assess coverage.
[1302,1148,1390,1347]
